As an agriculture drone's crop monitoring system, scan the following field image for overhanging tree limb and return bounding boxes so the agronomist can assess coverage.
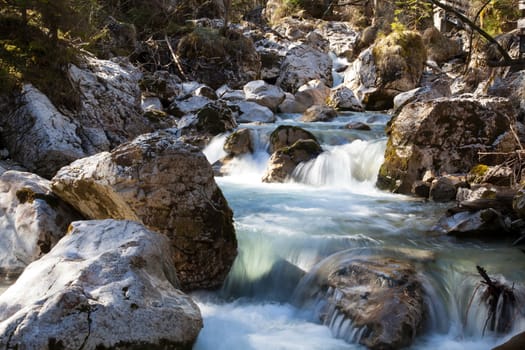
[426,0,513,64]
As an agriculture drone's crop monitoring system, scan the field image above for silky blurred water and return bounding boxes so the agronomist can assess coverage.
[194,112,525,350]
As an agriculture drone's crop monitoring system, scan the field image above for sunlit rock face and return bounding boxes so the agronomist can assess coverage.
[1,85,86,178]
[51,131,237,291]
[243,80,285,112]
[0,170,81,277]
[0,220,202,349]
[277,44,333,94]
[294,249,428,350]
[2,57,154,178]
[377,96,518,194]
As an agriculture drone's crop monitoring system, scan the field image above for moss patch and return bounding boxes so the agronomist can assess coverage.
[372,29,426,87]
[16,187,59,208]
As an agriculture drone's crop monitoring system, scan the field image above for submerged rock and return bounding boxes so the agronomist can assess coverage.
[0,171,81,277]
[377,96,518,194]
[0,220,202,349]
[300,105,338,122]
[51,131,237,290]
[294,250,426,350]
[434,208,511,237]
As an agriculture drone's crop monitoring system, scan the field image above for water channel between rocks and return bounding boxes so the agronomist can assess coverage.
[193,112,525,350]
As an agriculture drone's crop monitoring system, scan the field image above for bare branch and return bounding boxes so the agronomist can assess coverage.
[426,0,513,64]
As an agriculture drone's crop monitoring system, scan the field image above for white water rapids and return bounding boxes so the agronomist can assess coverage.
[196,112,525,350]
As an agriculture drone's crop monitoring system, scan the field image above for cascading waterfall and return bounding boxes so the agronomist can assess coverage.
[196,112,525,350]
[290,139,386,189]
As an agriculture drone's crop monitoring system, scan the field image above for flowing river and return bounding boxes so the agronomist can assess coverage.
[194,112,525,350]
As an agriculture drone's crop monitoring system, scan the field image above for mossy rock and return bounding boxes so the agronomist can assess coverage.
[372,30,427,92]
[467,164,490,184]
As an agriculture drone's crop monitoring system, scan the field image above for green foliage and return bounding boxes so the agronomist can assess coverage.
[0,2,84,107]
[393,0,433,30]
[230,0,265,22]
[474,0,521,36]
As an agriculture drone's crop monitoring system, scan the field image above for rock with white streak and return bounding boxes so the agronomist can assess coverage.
[69,57,152,154]
[0,171,81,277]
[0,219,203,349]
[51,131,237,290]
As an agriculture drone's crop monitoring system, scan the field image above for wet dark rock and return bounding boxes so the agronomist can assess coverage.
[412,180,431,198]
[224,128,253,156]
[430,176,467,202]
[262,139,323,183]
[493,331,525,350]
[269,125,318,153]
[434,208,511,237]
[294,250,427,350]
[344,122,371,131]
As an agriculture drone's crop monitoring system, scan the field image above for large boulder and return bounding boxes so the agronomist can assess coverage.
[0,220,202,349]
[377,96,518,194]
[293,249,427,349]
[51,131,237,290]
[1,85,86,178]
[243,80,286,111]
[277,44,333,93]
[0,171,81,277]
[345,30,427,110]
[488,70,525,120]
[262,139,322,183]
[393,77,452,113]
[1,57,161,178]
